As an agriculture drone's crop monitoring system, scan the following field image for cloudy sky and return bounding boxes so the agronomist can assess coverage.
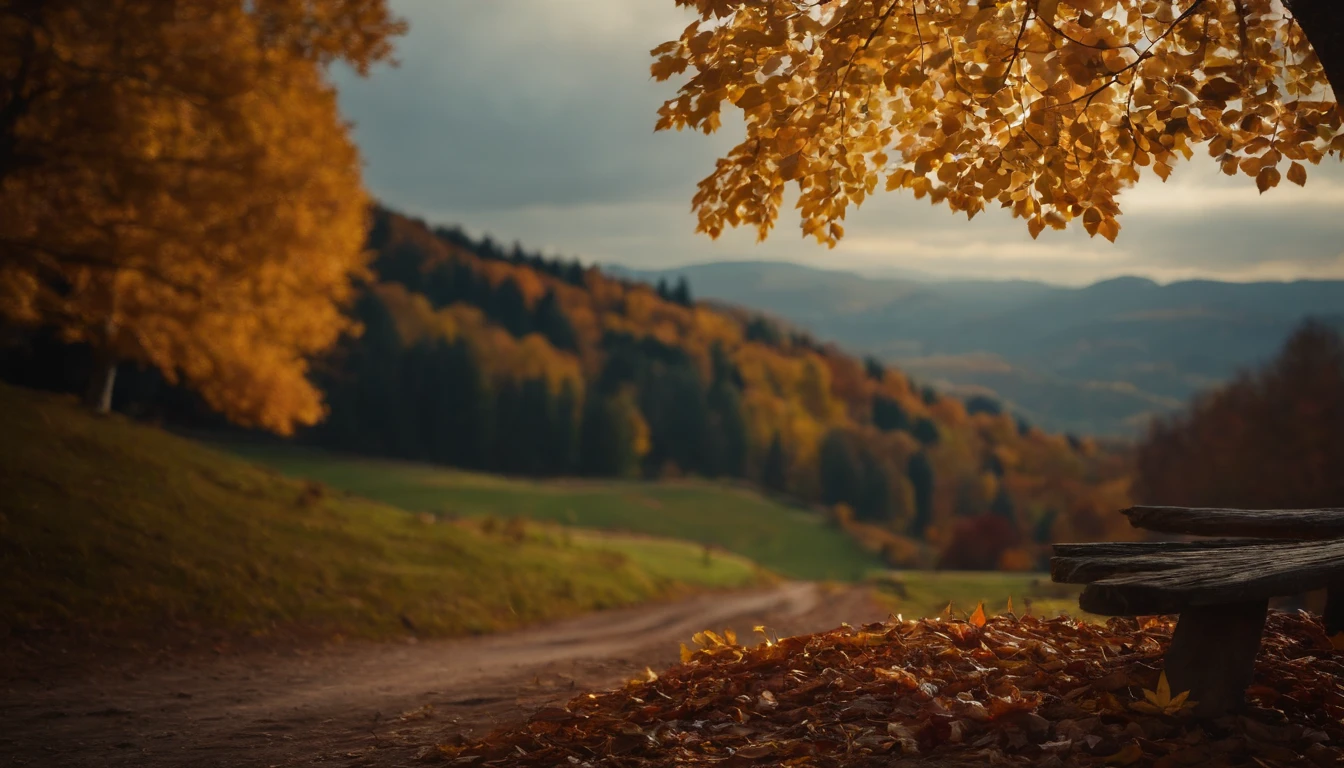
[332,1,1344,286]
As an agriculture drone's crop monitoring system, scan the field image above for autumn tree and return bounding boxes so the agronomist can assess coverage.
[653,0,1342,246]
[0,0,404,433]
[1135,319,1344,509]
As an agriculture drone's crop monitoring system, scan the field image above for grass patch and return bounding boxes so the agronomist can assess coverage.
[870,570,1089,621]
[546,527,764,589]
[0,384,768,648]
[220,443,882,581]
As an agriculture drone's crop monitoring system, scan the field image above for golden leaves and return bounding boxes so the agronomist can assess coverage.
[1129,671,1196,716]
[653,0,1343,246]
[1256,165,1281,193]
[0,1,400,434]
[1287,161,1308,186]
[449,611,1344,768]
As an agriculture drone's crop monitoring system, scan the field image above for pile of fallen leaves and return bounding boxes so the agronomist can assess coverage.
[440,609,1344,767]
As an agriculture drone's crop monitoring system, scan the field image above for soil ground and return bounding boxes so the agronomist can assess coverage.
[0,583,880,768]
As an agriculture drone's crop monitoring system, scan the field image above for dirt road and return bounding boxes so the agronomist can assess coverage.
[1,583,880,767]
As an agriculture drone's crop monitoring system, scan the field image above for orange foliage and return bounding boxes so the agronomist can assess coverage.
[1136,321,1344,510]
[363,210,1133,555]
[653,0,1342,246]
[0,0,404,434]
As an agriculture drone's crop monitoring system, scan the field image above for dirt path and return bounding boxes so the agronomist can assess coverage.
[1,583,881,767]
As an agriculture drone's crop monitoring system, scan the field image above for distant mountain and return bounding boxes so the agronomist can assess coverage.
[613,261,1344,435]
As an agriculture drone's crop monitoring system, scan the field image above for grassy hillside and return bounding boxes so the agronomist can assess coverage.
[218,443,883,581]
[870,570,1083,621]
[0,384,767,648]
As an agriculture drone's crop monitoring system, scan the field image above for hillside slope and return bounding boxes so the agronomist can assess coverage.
[627,261,1344,435]
[221,443,883,581]
[3,207,1138,571]
[316,210,1135,566]
[0,384,766,652]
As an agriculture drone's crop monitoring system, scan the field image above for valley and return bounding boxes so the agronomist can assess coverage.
[620,261,1344,435]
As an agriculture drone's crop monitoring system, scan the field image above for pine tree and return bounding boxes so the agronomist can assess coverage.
[857,453,892,523]
[906,452,935,538]
[551,379,581,475]
[912,417,940,446]
[819,431,861,507]
[705,380,748,478]
[863,357,885,381]
[533,290,578,351]
[762,432,787,495]
[672,277,693,307]
[579,393,642,478]
[872,394,910,432]
[921,386,939,406]
[488,278,531,338]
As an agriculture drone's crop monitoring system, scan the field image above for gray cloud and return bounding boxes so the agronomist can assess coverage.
[334,0,1344,285]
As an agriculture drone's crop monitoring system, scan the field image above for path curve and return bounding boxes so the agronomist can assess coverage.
[1,583,880,767]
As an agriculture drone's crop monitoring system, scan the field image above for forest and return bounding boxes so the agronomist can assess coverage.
[5,0,1344,765]
[327,209,1147,569]
[2,203,1136,570]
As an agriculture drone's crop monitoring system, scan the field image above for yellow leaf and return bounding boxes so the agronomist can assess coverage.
[1154,671,1171,703]
[1287,161,1308,187]
[1256,166,1280,194]
[1131,671,1197,715]
[1098,216,1120,243]
[1005,595,1014,615]
[1101,742,1145,765]
[969,601,987,628]
[679,643,694,663]
[1027,216,1045,239]
[734,86,768,111]
[1037,0,1060,25]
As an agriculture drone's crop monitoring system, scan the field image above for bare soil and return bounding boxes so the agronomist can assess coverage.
[0,583,881,767]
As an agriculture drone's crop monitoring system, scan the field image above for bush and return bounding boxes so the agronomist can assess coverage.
[937,514,1021,571]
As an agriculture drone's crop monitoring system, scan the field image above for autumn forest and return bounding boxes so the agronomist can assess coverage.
[3,0,1344,765]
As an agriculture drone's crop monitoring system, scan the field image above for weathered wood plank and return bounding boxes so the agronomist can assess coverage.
[1164,601,1268,717]
[1052,538,1280,558]
[1076,537,1344,615]
[1123,506,1344,539]
[1052,539,1297,584]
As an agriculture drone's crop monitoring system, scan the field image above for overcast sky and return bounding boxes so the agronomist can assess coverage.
[332,1,1344,286]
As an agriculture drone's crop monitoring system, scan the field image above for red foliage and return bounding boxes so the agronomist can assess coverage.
[938,514,1022,571]
[443,611,1344,767]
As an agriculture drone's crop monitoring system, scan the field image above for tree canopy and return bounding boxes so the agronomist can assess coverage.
[0,0,405,433]
[652,0,1343,246]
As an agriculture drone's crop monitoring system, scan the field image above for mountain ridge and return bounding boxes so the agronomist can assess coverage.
[613,260,1344,435]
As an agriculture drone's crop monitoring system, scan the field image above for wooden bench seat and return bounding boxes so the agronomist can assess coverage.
[1051,506,1344,716]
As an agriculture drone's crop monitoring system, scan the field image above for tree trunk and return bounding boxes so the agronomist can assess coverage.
[84,356,117,415]
[1285,0,1344,100]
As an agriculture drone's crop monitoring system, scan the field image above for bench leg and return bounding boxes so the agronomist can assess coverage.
[1163,600,1268,717]
[1325,583,1344,635]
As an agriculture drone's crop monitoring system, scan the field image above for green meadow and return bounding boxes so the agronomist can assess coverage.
[0,384,767,645]
[219,443,883,582]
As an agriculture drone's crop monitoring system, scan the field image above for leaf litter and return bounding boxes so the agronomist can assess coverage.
[438,609,1344,767]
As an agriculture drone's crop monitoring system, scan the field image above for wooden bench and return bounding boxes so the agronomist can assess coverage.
[1051,506,1344,716]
